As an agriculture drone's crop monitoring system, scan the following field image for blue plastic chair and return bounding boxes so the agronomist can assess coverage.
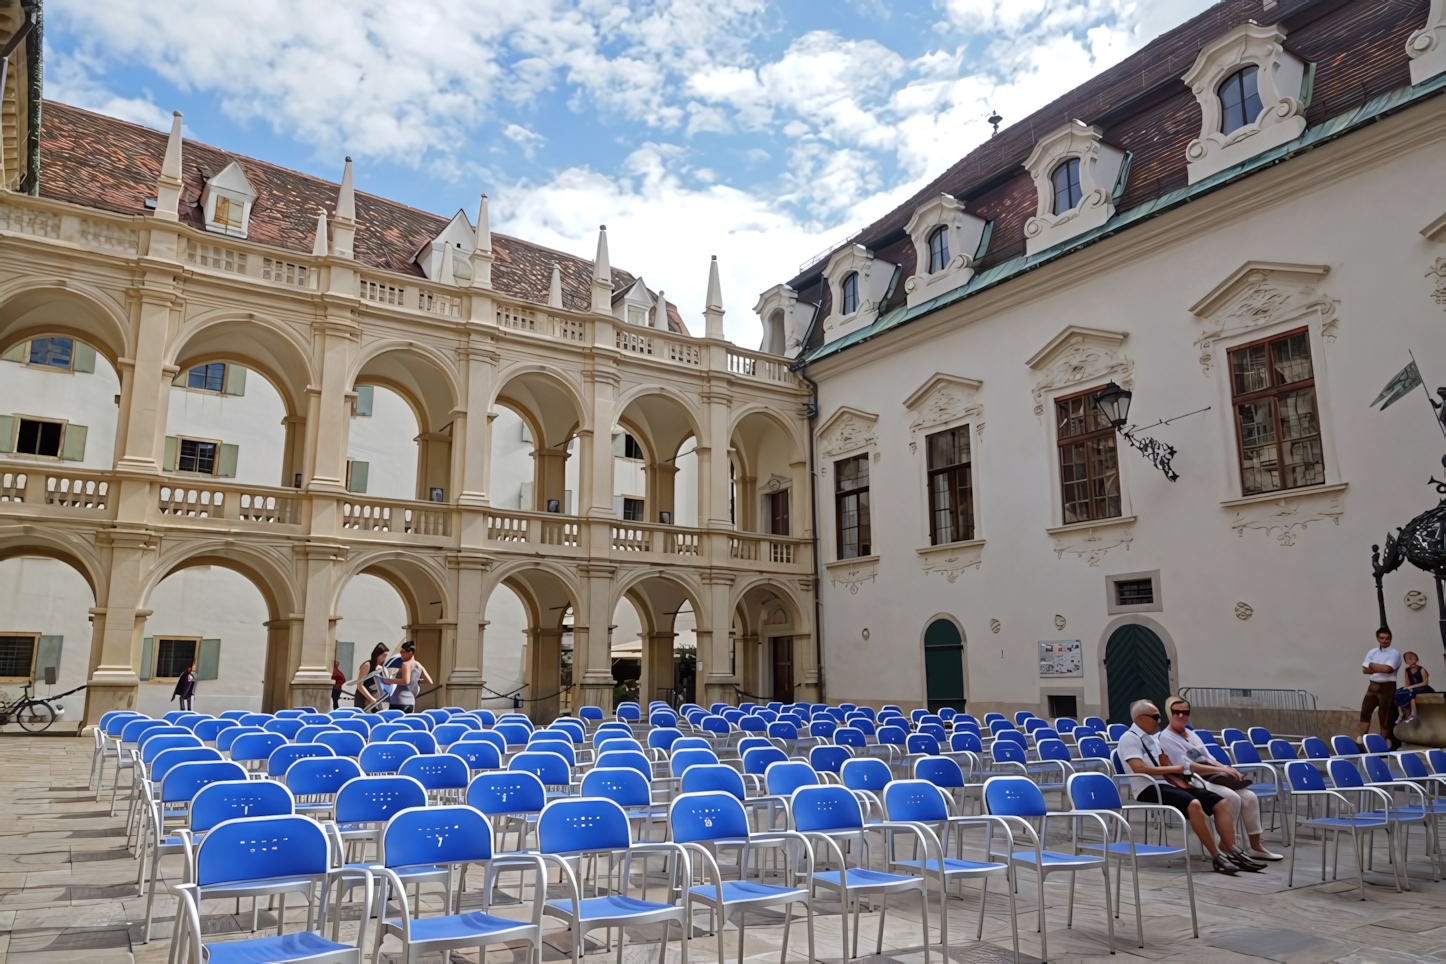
[810,744,851,779]
[432,723,469,747]
[1248,726,1272,746]
[332,774,428,853]
[808,718,837,741]
[239,713,272,727]
[670,747,721,780]
[1285,760,1391,899]
[1107,723,1129,742]
[581,767,669,837]
[192,718,238,745]
[578,705,604,725]
[460,729,508,758]
[332,717,372,738]
[316,730,366,758]
[1220,727,1247,747]
[616,702,642,723]
[451,741,502,773]
[92,711,144,796]
[285,757,363,817]
[229,732,287,771]
[371,806,544,962]
[267,742,335,778]
[263,718,305,740]
[537,797,689,963]
[1067,771,1197,948]
[215,725,264,754]
[508,750,573,796]
[275,709,308,719]
[369,722,409,744]
[669,790,815,962]
[467,770,548,851]
[398,753,472,803]
[982,776,1114,961]
[647,727,683,755]
[681,763,747,799]
[527,737,578,768]
[1302,736,1331,760]
[294,724,339,745]
[390,730,438,755]
[840,757,893,823]
[791,784,932,960]
[1268,738,1299,761]
[742,746,789,792]
[881,778,1015,957]
[396,715,433,732]
[172,815,361,962]
[359,741,418,775]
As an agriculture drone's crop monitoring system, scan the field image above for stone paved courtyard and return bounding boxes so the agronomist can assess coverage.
[3,736,1446,963]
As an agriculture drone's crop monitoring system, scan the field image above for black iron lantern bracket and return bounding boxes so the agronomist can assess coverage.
[1092,382,1207,483]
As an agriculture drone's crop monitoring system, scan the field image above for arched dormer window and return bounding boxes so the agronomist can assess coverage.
[1218,66,1264,135]
[1051,159,1082,214]
[841,272,860,315]
[927,225,950,274]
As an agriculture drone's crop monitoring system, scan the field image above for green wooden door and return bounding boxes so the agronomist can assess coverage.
[1104,624,1170,724]
[923,619,967,712]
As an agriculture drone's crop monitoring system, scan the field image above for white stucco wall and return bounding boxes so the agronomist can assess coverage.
[347,385,422,500]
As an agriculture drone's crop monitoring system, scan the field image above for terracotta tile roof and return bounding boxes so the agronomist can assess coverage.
[36,100,688,333]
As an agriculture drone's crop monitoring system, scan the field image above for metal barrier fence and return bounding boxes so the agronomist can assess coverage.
[1178,686,1321,738]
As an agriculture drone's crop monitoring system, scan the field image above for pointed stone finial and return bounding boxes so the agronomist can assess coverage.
[311,209,328,257]
[475,194,491,252]
[703,255,725,340]
[654,290,667,329]
[549,263,564,309]
[591,224,613,313]
[469,193,495,288]
[153,111,184,222]
[331,157,356,259]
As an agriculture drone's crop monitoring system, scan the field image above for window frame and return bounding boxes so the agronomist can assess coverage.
[176,436,221,476]
[926,225,950,274]
[622,434,645,461]
[1226,326,1325,497]
[925,425,975,546]
[1218,65,1264,135]
[834,454,871,560]
[767,488,791,537]
[153,637,199,680]
[1054,385,1123,525]
[0,633,38,682]
[840,272,860,315]
[185,362,228,394]
[1051,158,1082,214]
[27,337,74,371]
[621,497,645,522]
[13,416,67,459]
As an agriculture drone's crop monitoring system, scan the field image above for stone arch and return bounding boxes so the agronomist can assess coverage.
[615,387,703,527]
[613,567,705,709]
[493,366,588,516]
[731,408,804,535]
[351,340,462,435]
[613,384,704,447]
[919,613,968,712]
[168,311,316,417]
[483,559,582,722]
[0,279,132,369]
[731,575,809,703]
[331,549,451,626]
[0,529,106,602]
[728,404,806,458]
[1098,615,1179,725]
[141,541,299,621]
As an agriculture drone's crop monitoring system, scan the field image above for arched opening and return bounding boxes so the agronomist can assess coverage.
[732,580,809,706]
[1104,622,1171,724]
[335,572,408,706]
[615,391,700,529]
[334,555,449,710]
[615,574,700,709]
[922,617,967,712]
[0,334,122,476]
[493,370,584,518]
[353,347,459,502]
[487,566,577,722]
[731,411,802,537]
[347,384,424,500]
[762,309,785,355]
[480,583,528,712]
[0,554,98,704]
[0,285,131,374]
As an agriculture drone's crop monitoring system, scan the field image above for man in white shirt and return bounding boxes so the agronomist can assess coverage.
[1116,699,1260,874]
[1359,627,1402,746]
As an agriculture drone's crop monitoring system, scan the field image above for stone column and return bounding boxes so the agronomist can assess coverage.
[526,627,564,723]
[263,618,301,712]
[699,386,734,528]
[640,631,677,707]
[291,543,344,710]
[646,462,679,525]
[576,563,617,711]
[80,529,158,724]
[581,367,619,518]
[409,622,444,710]
[309,321,357,493]
[531,448,571,513]
[280,415,307,489]
[446,552,489,708]
[699,570,736,708]
[456,342,499,512]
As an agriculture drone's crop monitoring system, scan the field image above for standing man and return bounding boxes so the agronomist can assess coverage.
[1360,627,1403,747]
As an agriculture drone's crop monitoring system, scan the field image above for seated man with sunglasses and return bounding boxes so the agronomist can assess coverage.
[1116,699,1263,875]
[1159,696,1282,863]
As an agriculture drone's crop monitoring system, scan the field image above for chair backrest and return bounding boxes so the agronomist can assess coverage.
[1247,726,1272,745]
[914,755,965,789]
[1067,771,1124,810]
[937,707,956,721]
[701,715,731,736]
[433,723,469,746]
[263,718,304,740]
[466,770,546,815]
[877,724,907,747]
[391,730,438,755]
[294,724,339,745]
[833,726,867,749]
[809,745,851,775]
[267,742,334,776]
[333,718,372,738]
[1230,740,1263,764]
[239,713,272,727]
[616,702,641,722]
[285,756,362,797]
[1284,760,1327,792]
[1430,748,1446,774]
[1193,729,1217,744]
[550,718,585,740]
[159,759,246,803]
[149,744,220,780]
[950,731,983,753]
[883,779,949,822]
[215,725,263,752]
[369,722,408,742]
[987,719,1014,735]
[495,722,532,747]
[329,707,362,717]
[377,709,404,721]
[470,710,498,727]
[1361,754,1394,783]
[840,756,892,793]
[594,735,643,755]
[297,714,331,727]
[229,732,285,764]
[809,719,837,738]
[217,710,250,721]
[991,740,1025,764]
[137,725,195,754]
[1206,744,1232,765]
[1220,727,1247,746]
[530,730,573,747]
[195,814,328,887]
[379,804,492,870]
[649,712,679,729]
[1036,738,1072,762]
[1083,715,1106,730]
[315,730,366,758]
[647,727,683,752]
[539,797,632,854]
[1031,727,1060,743]
[1401,753,1431,779]
[1023,717,1049,734]
[737,715,766,734]
[396,716,433,732]
[460,730,508,756]
[765,760,820,796]
[680,763,746,799]
[1107,724,1128,741]
[398,753,471,790]
[275,709,306,719]
[767,721,799,741]
[918,723,947,741]
[994,729,1027,749]
[450,715,482,732]
[1328,757,1366,788]
[594,749,653,780]
[578,706,604,723]
[581,766,652,808]
[1077,736,1109,760]
[189,779,294,832]
[742,745,788,774]
[791,785,864,833]
[1267,738,1298,761]
[421,708,452,724]
[1330,734,1358,756]
[334,775,428,824]
[906,733,940,756]
[670,747,720,777]
[1301,736,1330,760]
[450,741,502,772]
[507,750,572,787]
[670,791,750,843]
[1362,733,1389,754]
[984,775,1047,818]
[358,740,418,774]
[1053,717,1078,733]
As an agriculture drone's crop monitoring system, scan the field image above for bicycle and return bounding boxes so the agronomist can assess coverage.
[0,681,85,733]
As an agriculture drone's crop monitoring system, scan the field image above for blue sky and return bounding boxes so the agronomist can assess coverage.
[46,0,1215,344]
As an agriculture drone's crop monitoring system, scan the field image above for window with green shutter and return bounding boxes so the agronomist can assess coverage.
[140,637,154,681]
[197,639,221,681]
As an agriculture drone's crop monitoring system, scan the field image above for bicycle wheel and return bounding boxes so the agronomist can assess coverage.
[17,700,54,733]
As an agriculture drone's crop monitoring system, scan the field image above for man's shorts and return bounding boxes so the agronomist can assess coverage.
[1137,783,1223,816]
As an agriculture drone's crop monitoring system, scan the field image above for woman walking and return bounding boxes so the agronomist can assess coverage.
[354,643,389,709]
[382,641,432,713]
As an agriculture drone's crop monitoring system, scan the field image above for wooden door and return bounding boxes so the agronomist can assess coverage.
[771,636,794,702]
[1104,624,1170,724]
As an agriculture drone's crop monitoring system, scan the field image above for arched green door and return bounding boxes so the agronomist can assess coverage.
[1104,623,1170,724]
[923,619,967,712]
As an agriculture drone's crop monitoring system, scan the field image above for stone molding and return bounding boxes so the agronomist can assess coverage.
[1189,261,1336,376]
[1045,515,1136,566]
[821,244,895,344]
[1408,0,1446,86]
[902,194,989,308]
[903,373,984,451]
[1223,482,1346,546]
[816,405,879,460]
[917,539,984,582]
[1027,326,1131,416]
[1023,120,1127,256]
[824,554,879,594]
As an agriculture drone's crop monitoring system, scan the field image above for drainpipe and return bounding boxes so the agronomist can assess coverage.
[21,0,40,196]
[796,361,824,704]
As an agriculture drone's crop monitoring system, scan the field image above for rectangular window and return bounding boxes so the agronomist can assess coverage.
[768,489,790,536]
[187,363,227,393]
[28,338,73,370]
[834,454,871,559]
[154,638,197,679]
[926,426,974,545]
[15,418,64,457]
[622,497,645,522]
[213,195,244,231]
[177,439,218,475]
[1114,579,1154,607]
[1228,329,1324,496]
[0,635,36,679]
[626,305,647,326]
[1056,389,1121,524]
[623,434,645,460]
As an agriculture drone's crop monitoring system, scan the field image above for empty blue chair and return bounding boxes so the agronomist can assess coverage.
[215,725,264,754]
[295,724,340,745]
[239,713,272,727]
[1285,760,1390,899]
[467,770,547,851]
[581,767,668,834]
[1023,718,1050,734]
[229,732,287,770]
[369,722,409,743]
[263,718,305,740]
[1363,733,1391,754]
[950,731,983,754]
[918,722,947,742]
[1302,736,1331,760]
[808,718,837,740]
[451,740,502,773]
[1248,726,1272,746]
[833,726,867,751]
[316,730,366,758]
[333,774,428,850]
[391,730,438,755]
[377,709,404,721]
[701,715,732,740]
[742,746,789,792]
[616,702,642,722]
[333,717,372,738]
[1107,723,1129,742]
[508,750,573,795]
[450,715,483,732]
[460,729,508,758]
[1268,738,1299,761]
[906,733,940,757]
[219,710,250,721]
[810,744,851,778]
[193,718,237,744]
[432,723,469,747]
[671,747,720,780]
[285,756,362,817]
[421,708,452,725]
[495,722,532,749]
[398,753,472,802]
[267,742,335,778]
[578,705,604,725]
[680,763,747,800]
[274,709,307,719]
[1221,727,1247,747]
[395,715,433,732]
[649,711,678,728]
[359,740,418,775]
[647,727,683,754]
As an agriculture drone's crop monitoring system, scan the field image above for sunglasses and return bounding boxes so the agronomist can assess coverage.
[1141,713,1162,722]
[1171,708,1191,717]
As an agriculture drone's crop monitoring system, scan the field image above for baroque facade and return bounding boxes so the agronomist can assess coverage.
[0,95,816,724]
[761,0,1446,727]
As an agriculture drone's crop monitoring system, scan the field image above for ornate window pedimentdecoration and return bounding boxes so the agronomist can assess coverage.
[917,540,984,583]
[903,373,984,452]
[1224,482,1346,546]
[1026,325,1132,416]
[1408,0,1446,86]
[1022,121,1127,256]
[754,283,812,358]
[1182,23,1308,185]
[824,555,879,594]
[902,195,989,309]
[1189,261,1337,376]
[821,244,896,345]
[1046,516,1135,566]
[816,405,879,461]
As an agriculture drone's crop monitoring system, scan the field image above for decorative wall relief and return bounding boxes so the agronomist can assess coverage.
[816,406,879,459]
[824,556,879,594]
[989,619,1001,634]
[1189,262,1338,376]
[1053,614,1067,630]
[1406,589,1429,611]
[917,541,984,583]
[1429,258,1446,309]
[1235,602,1254,620]
[1049,520,1134,566]
[1026,326,1132,417]
[904,374,984,452]
[1228,488,1344,546]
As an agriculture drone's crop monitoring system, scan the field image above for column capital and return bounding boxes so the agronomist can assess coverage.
[700,570,736,587]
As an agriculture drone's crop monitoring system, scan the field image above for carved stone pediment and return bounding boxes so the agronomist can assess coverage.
[903,373,984,449]
[1225,483,1346,546]
[824,555,879,594]
[917,540,984,583]
[1026,326,1131,416]
[816,406,879,459]
[1189,262,1337,375]
[1046,517,1135,566]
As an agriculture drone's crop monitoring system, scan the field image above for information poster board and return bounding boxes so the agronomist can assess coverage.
[1038,639,1083,678]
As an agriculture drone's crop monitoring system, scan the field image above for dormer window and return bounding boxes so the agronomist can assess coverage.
[1051,159,1082,214]
[841,272,860,315]
[213,196,243,232]
[199,161,258,239]
[927,226,949,274]
[415,209,478,285]
[1219,66,1264,134]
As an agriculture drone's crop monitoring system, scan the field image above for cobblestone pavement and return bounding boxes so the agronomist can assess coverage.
[4,737,1446,963]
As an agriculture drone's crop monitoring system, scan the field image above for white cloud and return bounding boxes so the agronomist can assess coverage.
[46,52,174,131]
[502,123,545,159]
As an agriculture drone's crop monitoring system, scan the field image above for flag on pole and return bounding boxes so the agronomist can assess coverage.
[1371,360,1423,411]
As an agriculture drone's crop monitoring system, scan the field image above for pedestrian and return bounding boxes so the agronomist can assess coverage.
[171,660,197,712]
[355,643,389,709]
[331,659,346,710]
[1394,651,1433,724]
[1360,627,1402,746]
[382,641,433,713]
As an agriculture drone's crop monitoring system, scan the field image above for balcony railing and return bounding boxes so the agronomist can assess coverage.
[729,536,799,564]
[485,509,581,548]
[615,326,703,367]
[343,499,450,536]
[727,349,798,385]
[158,483,302,525]
[49,474,110,511]
[612,524,700,556]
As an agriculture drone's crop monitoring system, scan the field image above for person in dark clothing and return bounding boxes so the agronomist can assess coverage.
[355,643,389,709]
[331,659,346,710]
[172,661,197,711]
